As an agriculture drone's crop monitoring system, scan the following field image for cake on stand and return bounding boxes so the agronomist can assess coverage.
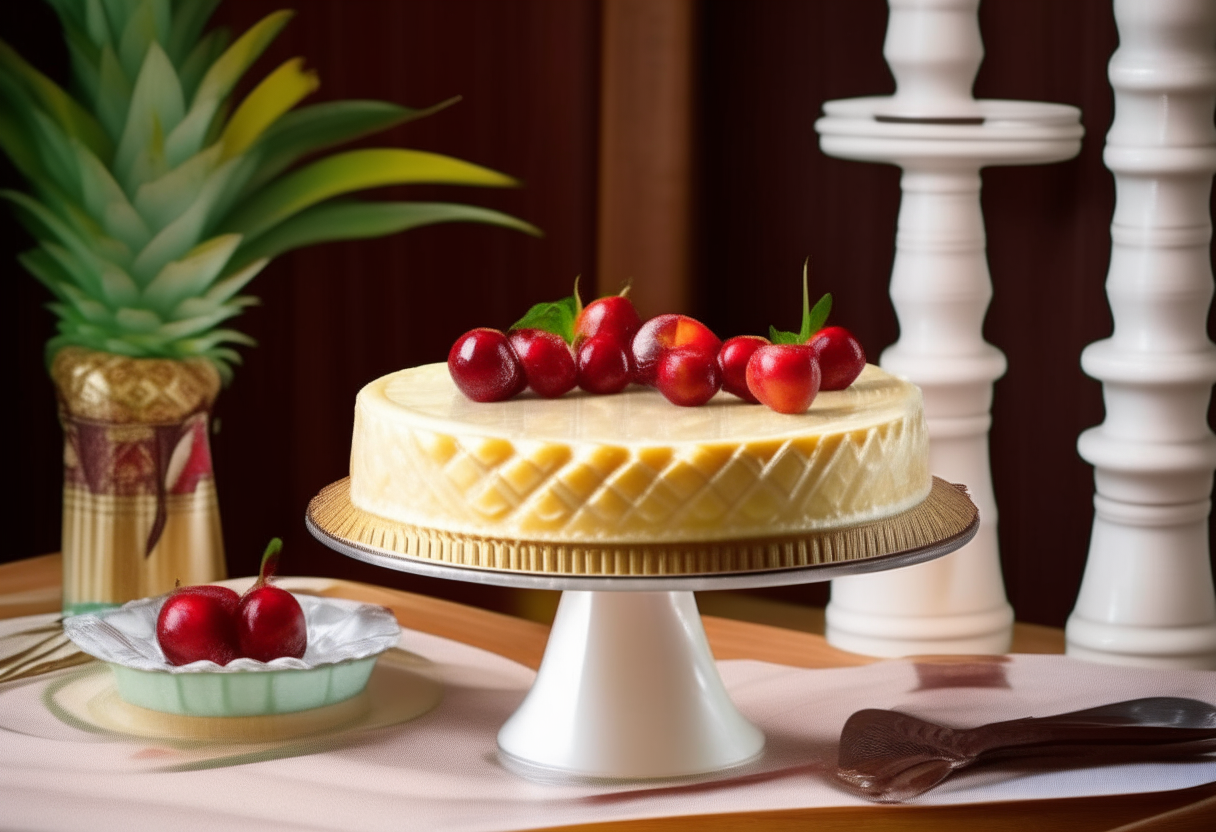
[306,476,977,782]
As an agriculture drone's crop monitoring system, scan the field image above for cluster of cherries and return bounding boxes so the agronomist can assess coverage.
[156,539,307,666]
[448,274,866,415]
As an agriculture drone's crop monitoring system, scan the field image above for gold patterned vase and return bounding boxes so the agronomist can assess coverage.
[51,347,227,615]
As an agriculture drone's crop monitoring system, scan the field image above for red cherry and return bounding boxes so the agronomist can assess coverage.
[508,328,577,398]
[810,326,866,390]
[631,314,721,386]
[236,539,307,662]
[577,334,632,394]
[656,348,722,407]
[448,328,525,402]
[237,586,307,662]
[156,585,241,666]
[574,295,641,347]
[745,344,822,414]
[717,335,768,403]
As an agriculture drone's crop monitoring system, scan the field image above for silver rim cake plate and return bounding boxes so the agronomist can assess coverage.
[307,476,979,782]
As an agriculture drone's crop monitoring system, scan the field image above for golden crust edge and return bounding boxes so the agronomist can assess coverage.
[307,477,976,577]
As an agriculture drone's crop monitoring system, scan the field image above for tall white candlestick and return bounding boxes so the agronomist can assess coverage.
[816,0,1082,656]
[1068,0,1216,670]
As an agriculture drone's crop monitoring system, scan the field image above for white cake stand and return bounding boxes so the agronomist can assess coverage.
[306,479,978,782]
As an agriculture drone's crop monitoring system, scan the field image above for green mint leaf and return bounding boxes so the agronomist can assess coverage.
[804,292,832,341]
[511,296,579,344]
[769,325,801,345]
[766,261,834,345]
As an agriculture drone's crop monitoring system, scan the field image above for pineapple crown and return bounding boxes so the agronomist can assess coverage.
[0,0,538,378]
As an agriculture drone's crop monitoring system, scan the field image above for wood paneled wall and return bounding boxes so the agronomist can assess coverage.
[4,0,1214,629]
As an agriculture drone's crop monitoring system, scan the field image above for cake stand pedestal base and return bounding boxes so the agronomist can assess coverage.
[306,476,979,781]
[497,590,764,781]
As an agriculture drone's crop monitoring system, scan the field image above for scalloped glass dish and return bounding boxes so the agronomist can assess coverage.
[63,594,401,717]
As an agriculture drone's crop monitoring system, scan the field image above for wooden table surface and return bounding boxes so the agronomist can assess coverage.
[2,553,1213,832]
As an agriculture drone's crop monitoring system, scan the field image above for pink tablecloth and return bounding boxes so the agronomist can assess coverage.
[1,613,1214,831]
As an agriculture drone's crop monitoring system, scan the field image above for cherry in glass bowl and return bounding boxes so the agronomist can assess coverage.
[64,591,400,717]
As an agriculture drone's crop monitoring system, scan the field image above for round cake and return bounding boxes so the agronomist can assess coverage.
[307,361,949,575]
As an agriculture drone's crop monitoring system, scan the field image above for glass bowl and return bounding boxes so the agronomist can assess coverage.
[64,593,400,717]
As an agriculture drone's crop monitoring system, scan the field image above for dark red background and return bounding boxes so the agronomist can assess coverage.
[4,0,1213,628]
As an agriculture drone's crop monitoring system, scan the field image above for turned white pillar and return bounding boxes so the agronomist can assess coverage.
[816,0,1083,656]
[1068,0,1216,670]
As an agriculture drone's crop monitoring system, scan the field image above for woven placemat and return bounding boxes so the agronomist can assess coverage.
[307,477,976,578]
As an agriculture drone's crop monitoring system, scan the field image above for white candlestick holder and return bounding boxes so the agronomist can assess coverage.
[1068,0,1216,670]
[816,0,1083,656]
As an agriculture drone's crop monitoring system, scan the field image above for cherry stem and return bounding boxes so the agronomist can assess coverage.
[572,275,583,319]
[799,260,812,342]
[800,258,832,343]
[257,537,283,588]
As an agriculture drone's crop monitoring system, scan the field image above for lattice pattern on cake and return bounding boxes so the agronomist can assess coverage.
[352,408,929,543]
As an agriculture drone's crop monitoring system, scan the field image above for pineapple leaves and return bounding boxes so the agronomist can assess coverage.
[176,25,229,105]
[97,258,141,305]
[224,148,520,242]
[230,200,540,273]
[2,1,539,374]
[60,282,114,325]
[21,246,129,327]
[114,41,184,191]
[143,231,240,312]
[0,105,46,184]
[155,303,242,340]
[164,0,221,66]
[264,97,458,154]
[72,139,151,251]
[114,306,162,333]
[42,241,109,300]
[132,143,221,228]
[220,58,319,161]
[31,238,139,311]
[179,327,255,355]
[206,346,243,367]
[84,0,115,48]
[116,0,171,82]
[191,9,291,106]
[1,189,116,282]
[19,248,79,302]
[95,46,134,141]
[238,100,431,195]
[131,153,240,282]
[61,26,104,113]
[178,255,266,314]
[165,9,292,167]
[0,39,111,160]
